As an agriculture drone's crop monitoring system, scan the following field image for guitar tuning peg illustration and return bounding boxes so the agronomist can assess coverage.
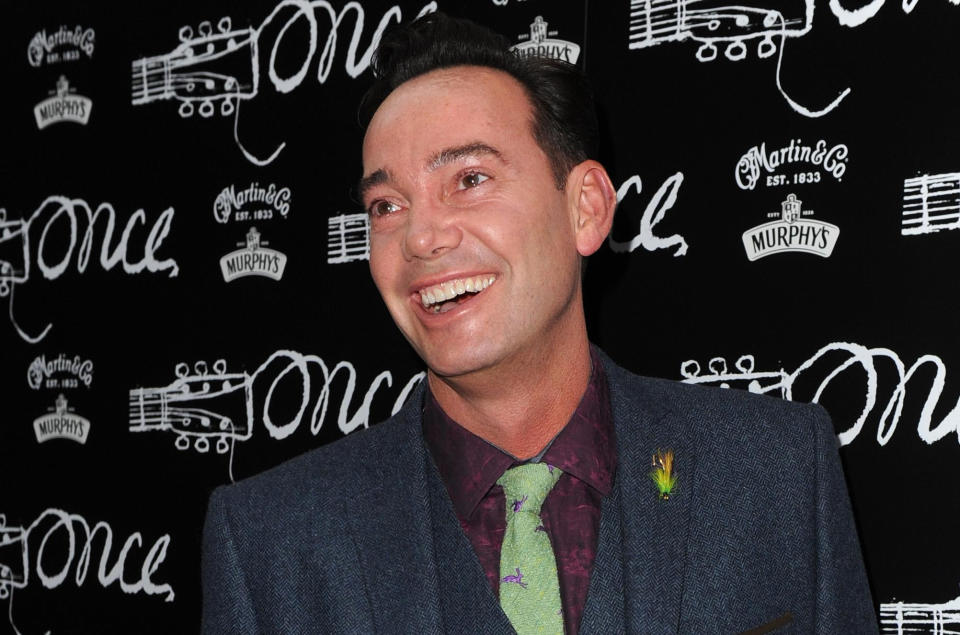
[680,360,702,379]
[735,355,756,374]
[218,17,232,33]
[178,101,194,118]
[198,21,213,37]
[175,434,190,451]
[221,98,235,117]
[724,41,747,61]
[199,100,215,118]
[195,437,210,453]
[708,357,728,375]
[758,36,776,58]
[195,360,209,375]
[178,25,194,42]
[216,437,230,454]
[695,43,717,62]
[214,359,227,374]
[175,362,190,378]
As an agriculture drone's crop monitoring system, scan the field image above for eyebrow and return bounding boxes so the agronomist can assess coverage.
[356,168,391,203]
[427,142,502,171]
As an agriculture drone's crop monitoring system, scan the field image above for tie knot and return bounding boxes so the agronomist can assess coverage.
[497,463,562,516]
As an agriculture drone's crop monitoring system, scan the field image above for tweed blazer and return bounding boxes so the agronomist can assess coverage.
[202,350,878,634]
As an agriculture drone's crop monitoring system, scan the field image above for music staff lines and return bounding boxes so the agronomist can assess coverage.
[902,172,960,235]
[880,596,960,634]
[327,213,370,264]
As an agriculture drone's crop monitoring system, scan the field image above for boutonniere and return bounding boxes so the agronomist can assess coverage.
[650,448,677,500]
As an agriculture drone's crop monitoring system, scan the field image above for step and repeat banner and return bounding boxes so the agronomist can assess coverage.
[2,0,957,632]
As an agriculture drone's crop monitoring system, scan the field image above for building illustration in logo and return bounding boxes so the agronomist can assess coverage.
[34,75,92,129]
[33,394,90,444]
[219,226,287,282]
[510,16,581,63]
[742,194,838,260]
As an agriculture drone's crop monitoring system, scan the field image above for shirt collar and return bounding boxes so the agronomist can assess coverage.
[422,346,617,521]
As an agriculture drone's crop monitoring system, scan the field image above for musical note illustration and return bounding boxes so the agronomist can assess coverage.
[0,208,28,299]
[902,172,960,235]
[680,354,790,398]
[327,213,370,264]
[128,359,253,456]
[131,17,257,119]
[880,595,960,634]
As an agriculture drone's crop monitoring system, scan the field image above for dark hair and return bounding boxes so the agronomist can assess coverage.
[359,12,598,188]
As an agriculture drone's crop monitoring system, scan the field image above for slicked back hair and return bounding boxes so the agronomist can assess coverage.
[359,12,598,189]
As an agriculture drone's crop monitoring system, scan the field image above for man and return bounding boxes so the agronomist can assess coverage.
[202,13,877,634]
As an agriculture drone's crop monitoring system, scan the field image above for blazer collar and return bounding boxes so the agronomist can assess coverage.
[599,349,697,634]
[344,381,446,633]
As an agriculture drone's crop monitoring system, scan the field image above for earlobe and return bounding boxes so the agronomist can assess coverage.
[570,160,617,257]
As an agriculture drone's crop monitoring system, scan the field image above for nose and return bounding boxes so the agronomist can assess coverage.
[402,200,462,260]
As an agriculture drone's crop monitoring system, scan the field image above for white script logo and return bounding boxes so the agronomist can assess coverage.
[27,25,95,66]
[27,354,94,390]
[213,182,291,223]
[34,76,92,129]
[219,227,287,282]
[736,139,848,190]
[510,16,581,63]
[742,194,838,260]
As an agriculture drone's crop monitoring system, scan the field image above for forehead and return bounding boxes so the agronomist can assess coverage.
[362,66,536,173]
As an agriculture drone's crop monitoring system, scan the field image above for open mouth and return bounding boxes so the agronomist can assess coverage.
[418,275,496,314]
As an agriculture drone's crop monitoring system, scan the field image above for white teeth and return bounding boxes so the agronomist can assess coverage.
[418,275,496,309]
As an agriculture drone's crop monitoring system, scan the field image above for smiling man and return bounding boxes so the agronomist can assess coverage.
[202,13,877,635]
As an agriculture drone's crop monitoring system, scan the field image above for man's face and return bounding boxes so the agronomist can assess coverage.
[361,66,584,380]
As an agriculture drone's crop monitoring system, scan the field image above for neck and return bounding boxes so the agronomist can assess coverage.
[427,320,592,460]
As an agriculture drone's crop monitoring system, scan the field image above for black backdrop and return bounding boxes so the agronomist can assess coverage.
[2,0,958,632]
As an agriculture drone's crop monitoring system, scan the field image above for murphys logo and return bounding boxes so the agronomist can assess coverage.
[27,354,94,390]
[33,394,91,444]
[34,75,92,129]
[213,182,292,224]
[509,16,580,63]
[736,139,848,191]
[742,194,839,261]
[220,227,287,282]
[27,25,95,66]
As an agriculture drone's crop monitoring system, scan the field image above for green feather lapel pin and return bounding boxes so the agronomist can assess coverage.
[650,448,677,500]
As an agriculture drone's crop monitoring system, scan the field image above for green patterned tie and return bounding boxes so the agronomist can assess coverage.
[497,463,564,635]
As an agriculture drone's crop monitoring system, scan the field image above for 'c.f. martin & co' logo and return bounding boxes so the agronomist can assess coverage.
[33,394,91,444]
[34,75,92,129]
[213,182,292,224]
[27,354,94,390]
[220,227,287,282]
[509,16,580,63]
[742,194,839,261]
[28,25,96,66]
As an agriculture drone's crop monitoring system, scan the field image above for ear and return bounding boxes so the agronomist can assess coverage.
[566,160,617,257]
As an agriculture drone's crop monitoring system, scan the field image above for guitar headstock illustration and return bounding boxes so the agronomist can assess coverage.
[129,359,254,455]
[0,209,28,299]
[680,354,789,398]
[629,0,813,61]
[132,17,258,118]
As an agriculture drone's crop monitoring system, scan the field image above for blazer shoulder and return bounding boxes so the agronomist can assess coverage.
[210,382,426,523]
[599,349,831,449]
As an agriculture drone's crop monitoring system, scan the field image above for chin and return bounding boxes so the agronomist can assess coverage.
[421,344,502,380]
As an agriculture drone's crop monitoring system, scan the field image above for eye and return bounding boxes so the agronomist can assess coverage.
[457,171,490,190]
[367,199,401,217]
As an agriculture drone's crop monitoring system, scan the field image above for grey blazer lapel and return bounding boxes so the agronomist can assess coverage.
[601,353,696,635]
[424,451,516,634]
[345,386,444,634]
[579,481,626,634]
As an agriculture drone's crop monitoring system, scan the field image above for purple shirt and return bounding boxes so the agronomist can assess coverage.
[422,352,616,635]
